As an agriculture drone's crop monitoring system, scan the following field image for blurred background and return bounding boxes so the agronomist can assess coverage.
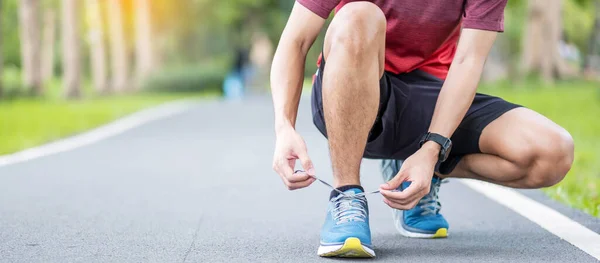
[0,0,598,217]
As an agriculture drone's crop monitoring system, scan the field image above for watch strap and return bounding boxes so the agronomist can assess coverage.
[420,132,452,162]
[422,133,449,148]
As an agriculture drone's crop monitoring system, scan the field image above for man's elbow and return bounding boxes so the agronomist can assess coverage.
[288,33,314,55]
[277,31,311,57]
[453,51,487,69]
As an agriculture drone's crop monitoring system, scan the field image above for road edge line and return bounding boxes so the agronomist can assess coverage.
[0,99,199,168]
[460,179,600,260]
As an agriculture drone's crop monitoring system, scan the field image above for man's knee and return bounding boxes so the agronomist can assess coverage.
[521,129,574,188]
[326,2,386,58]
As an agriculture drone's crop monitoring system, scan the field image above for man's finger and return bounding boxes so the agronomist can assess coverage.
[275,159,294,178]
[287,177,316,190]
[384,194,424,210]
[380,168,408,190]
[276,159,308,184]
[380,180,422,202]
[285,167,312,183]
[274,162,293,187]
[277,170,314,190]
[296,149,315,176]
[380,190,411,205]
[383,197,411,210]
[402,187,430,209]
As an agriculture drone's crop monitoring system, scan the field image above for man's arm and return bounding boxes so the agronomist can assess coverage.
[379,28,499,209]
[270,2,326,190]
[271,2,325,134]
[421,28,498,153]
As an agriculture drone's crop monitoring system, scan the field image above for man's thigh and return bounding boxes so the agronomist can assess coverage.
[451,106,574,188]
[478,107,573,165]
[310,52,395,159]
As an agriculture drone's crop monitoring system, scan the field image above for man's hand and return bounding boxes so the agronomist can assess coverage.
[272,126,316,190]
[379,142,440,209]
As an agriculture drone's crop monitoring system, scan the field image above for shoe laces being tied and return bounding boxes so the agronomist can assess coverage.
[293,170,379,224]
[416,178,446,216]
[331,193,368,225]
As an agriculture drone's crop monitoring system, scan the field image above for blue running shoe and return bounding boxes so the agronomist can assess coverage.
[318,188,375,258]
[381,159,449,238]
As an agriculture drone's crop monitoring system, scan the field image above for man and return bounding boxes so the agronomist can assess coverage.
[270,0,574,258]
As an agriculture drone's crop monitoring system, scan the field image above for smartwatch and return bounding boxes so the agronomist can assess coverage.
[419,132,453,162]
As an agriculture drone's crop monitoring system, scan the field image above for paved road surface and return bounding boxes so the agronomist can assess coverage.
[1,97,599,262]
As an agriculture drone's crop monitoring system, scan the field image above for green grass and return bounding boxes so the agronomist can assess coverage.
[480,80,600,217]
[0,92,218,155]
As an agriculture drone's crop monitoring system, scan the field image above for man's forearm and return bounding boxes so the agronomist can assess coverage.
[424,56,485,151]
[425,29,497,151]
[270,39,308,134]
[268,2,325,135]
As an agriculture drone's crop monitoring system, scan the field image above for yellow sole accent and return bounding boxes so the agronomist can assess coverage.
[319,238,375,258]
[432,228,448,238]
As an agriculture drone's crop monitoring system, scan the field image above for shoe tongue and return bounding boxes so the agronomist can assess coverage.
[343,188,364,195]
[334,188,364,208]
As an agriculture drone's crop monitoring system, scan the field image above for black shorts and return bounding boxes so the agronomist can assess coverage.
[311,56,521,174]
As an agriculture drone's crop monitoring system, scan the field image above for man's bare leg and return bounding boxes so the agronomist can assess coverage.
[314,3,388,258]
[440,108,574,188]
[321,2,386,187]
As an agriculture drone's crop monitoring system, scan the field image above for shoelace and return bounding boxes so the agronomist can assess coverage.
[294,170,378,224]
[294,170,447,217]
[331,193,368,224]
[417,179,446,215]
[294,170,380,198]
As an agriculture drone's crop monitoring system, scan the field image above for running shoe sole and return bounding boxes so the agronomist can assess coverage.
[317,237,375,258]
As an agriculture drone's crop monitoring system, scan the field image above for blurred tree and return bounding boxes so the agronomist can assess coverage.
[584,0,600,75]
[563,0,596,54]
[86,0,108,94]
[108,0,129,92]
[2,0,20,69]
[134,0,154,87]
[159,0,285,63]
[248,31,274,93]
[0,0,3,98]
[41,8,56,85]
[521,0,575,83]
[19,0,42,94]
[61,0,81,98]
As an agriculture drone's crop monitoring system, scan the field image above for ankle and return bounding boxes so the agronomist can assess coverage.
[330,185,364,199]
[334,178,361,188]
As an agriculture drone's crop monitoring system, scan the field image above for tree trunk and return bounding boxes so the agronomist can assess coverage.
[86,0,108,94]
[521,0,573,83]
[108,0,129,92]
[61,0,81,98]
[134,0,154,88]
[18,0,42,94]
[41,9,56,85]
[482,37,509,82]
[248,30,274,94]
[584,0,600,77]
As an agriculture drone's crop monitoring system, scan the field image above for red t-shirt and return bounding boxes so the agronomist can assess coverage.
[297,0,507,80]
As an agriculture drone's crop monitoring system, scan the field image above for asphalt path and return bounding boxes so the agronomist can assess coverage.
[1,96,599,262]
